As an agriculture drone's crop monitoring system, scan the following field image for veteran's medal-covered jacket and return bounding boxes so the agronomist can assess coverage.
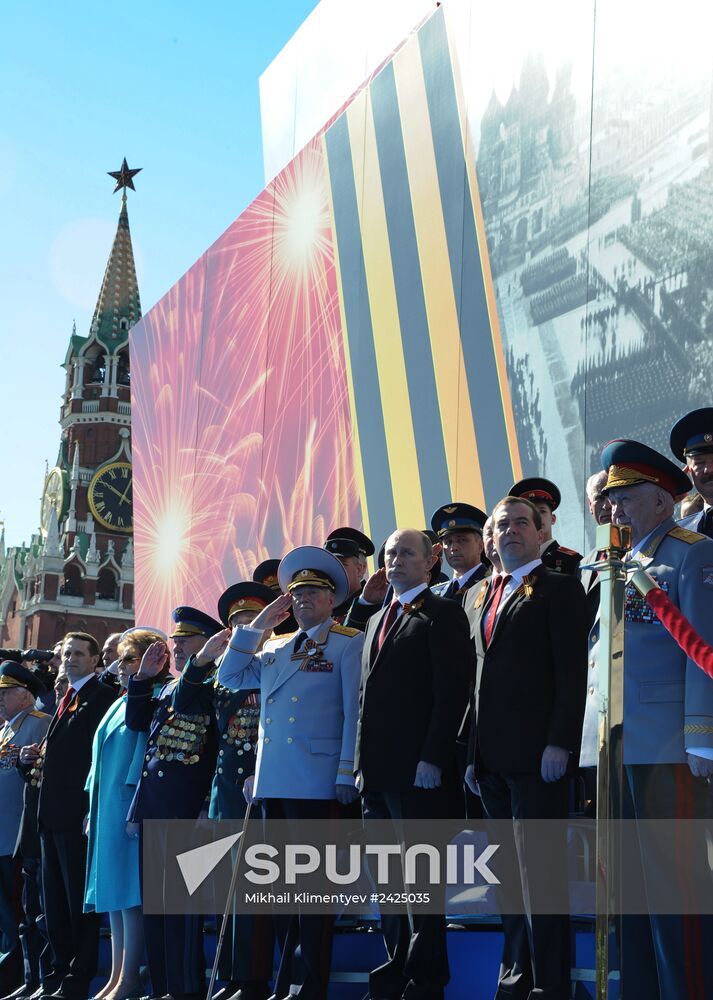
[172,656,261,820]
[218,621,363,800]
[0,708,50,856]
[580,519,713,766]
[124,675,218,821]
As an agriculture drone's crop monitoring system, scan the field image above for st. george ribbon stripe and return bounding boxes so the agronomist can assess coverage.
[324,114,398,547]
[419,8,516,509]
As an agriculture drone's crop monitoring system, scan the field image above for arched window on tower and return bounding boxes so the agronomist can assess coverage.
[60,564,83,597]
[116,351,130,386]
[97,567,117,601]
[85,347,106,385]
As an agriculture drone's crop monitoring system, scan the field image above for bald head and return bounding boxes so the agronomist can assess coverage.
[384,529,433,595]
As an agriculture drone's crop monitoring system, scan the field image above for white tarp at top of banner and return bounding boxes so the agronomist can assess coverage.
[258,0,435,184]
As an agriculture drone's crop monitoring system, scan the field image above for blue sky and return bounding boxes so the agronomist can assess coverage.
[0,0,318,547]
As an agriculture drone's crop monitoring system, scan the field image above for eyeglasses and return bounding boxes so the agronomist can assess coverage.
[118,655,141,665]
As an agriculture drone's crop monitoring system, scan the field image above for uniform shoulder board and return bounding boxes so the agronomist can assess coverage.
[558,545,582,558]
[268,631,298,649]
[668,525,707,545]
[29,709,47,718]
[330,623,360,637]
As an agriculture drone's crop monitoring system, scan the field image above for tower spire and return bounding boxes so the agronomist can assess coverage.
[89,160,143,351]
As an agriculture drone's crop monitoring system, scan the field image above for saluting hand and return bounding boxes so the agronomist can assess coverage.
[194,629,231,668]
[250,593,293,632]
[362,568,389,605]
[135,641,168,680]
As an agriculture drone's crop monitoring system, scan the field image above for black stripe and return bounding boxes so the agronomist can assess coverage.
[324,116,397,544]
[419,9,514,508]
[370,63,452,520]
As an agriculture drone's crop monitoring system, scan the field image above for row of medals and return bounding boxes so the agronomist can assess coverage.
[157,710,210,764]
[29,744,46,786]
[217,689,259,754]
[0,742,20,770]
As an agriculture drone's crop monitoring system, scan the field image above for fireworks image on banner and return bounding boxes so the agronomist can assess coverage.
[131,136,362,631]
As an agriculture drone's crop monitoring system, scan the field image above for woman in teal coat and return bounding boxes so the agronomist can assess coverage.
[84,628,170,1000]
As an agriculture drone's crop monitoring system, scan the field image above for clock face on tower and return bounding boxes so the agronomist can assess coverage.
[87,462,133,533]
[40,467,65,535]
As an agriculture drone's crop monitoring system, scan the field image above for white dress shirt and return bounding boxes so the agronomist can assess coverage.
[66,671,95,694]
[391,583,429,616]
[453,564,481,586]
[494,558,542,619]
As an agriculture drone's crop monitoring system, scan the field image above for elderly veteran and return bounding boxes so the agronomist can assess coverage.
[670,406,713,538]
[125,607,222,1000]
[0,663,49,1000]
[580,439,713,1000]
[173,582,276,1000]
[206,546,363,1000]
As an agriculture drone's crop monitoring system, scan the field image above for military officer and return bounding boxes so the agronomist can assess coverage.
[580,440,713,999]
[580,470,614,629]
[323,526,374,622]
[429,502,489,602]
[509,477,582,574]
[208,546,363,1000]
[126,606,223,1000]
[253,561,295,636]
[670,407,713,538]
[173,584,276,1000]
[0,664,49,1000]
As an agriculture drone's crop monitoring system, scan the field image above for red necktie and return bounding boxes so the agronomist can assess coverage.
[376,599,400,651]
[56,686,76,719]
[484,575,511,646]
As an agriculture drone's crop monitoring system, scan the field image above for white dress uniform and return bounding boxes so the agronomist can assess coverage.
[218,618,363,799]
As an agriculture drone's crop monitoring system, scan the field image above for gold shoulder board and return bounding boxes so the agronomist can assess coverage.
[30,709,48,718]
[669,526,707,545]
[271,631,298,647]
[330,623,360,637]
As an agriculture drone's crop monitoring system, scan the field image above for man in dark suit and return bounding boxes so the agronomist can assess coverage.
[19,632,116,1000]
[465,497,589,1000]
[356,529,473,1000]
[429,503,490,818]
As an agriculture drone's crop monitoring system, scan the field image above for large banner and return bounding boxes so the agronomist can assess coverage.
[131,0,713,629]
